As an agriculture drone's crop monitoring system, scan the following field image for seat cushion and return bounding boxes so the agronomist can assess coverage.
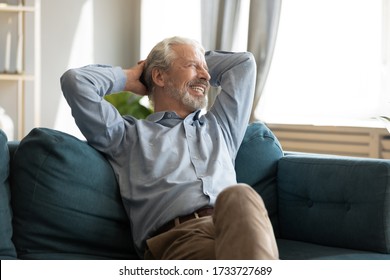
[0,130,17,259]
[235,122,283,236]
[277,239,390,260]
[10,128,138,259]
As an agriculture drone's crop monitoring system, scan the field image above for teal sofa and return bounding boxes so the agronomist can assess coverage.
[1,123,390,260]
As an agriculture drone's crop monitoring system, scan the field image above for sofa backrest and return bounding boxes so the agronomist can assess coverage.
[278,154,390,254]
[235,122,283,235]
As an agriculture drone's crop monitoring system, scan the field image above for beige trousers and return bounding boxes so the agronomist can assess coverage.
[145,184,279,260]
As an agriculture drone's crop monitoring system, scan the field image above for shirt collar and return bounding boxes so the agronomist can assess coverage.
[147,110,204,123]
[146,111,168,123]
[191,110,205,125]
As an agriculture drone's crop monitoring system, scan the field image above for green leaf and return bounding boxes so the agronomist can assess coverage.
[104,92,153,119]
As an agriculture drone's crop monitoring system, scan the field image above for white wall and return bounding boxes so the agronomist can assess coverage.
[38,0,140,138]
[1,0,141,139]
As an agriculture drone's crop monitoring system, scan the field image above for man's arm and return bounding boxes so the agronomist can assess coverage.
[61,63,146,155]
[206,51,257,157]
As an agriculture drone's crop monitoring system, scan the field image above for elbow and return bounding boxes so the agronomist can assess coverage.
[244,52,257,74]
[60,69,75,96]
[60,68,86,100]
[61,69,77,89]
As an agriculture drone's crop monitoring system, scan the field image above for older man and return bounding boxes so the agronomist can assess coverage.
[61,36,278,260]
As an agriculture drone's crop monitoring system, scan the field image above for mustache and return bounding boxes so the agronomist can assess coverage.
[188,79,210,88]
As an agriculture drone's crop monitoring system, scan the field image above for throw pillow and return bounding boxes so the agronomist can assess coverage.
[11,128,137,259]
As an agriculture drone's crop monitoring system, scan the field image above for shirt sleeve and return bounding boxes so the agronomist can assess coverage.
[60,64,128,156]
[206,51,256,158]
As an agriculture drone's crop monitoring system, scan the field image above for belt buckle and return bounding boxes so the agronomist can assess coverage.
[176,211,199,225]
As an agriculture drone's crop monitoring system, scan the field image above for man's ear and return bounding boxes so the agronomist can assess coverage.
[151,68,165,88]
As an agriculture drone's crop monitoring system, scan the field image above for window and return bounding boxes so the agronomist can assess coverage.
[255,0,389,125]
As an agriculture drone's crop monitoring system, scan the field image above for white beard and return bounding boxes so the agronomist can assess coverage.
[166,82,208,111]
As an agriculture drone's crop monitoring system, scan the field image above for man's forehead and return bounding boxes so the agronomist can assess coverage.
[172,44,205,61]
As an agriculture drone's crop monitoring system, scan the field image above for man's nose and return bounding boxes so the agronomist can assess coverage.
[198,67,211,81]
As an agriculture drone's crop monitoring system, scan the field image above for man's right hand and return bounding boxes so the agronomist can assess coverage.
[123,61,148,96]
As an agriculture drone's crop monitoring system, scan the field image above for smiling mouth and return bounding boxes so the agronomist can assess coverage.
[190,86,206,94]
[189,80,209,95]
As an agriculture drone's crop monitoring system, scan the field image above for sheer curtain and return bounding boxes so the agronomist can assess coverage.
[201,0,243,51]
[247,0,282,121]
[201,0,282,120]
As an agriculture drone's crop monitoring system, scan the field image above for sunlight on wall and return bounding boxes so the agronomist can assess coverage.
[66,1,94,68]
[53,0,94,139]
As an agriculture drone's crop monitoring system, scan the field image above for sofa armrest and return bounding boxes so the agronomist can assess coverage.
[277,154,390,254]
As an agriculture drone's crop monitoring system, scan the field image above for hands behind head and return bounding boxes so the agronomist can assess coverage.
[123,61,148,96]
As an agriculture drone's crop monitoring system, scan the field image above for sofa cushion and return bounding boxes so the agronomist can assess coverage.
[278,155,390,254]
[235,122,283,236]
[10,128,137,259]
[0,129,17,259]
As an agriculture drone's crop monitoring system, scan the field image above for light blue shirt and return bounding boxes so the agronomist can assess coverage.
[61,51,256,256]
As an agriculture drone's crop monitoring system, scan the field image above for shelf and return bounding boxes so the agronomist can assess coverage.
[0,3,34,12]
[0,0,39,140]
[0,73,34,81]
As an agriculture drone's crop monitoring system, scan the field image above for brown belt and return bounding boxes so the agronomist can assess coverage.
[153,207,214,237]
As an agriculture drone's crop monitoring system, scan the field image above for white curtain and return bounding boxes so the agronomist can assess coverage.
[201,0,282,121]
[248,0,282,121]
[201,0,243,51]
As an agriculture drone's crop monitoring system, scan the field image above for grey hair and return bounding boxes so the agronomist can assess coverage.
[143,36,205,99]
